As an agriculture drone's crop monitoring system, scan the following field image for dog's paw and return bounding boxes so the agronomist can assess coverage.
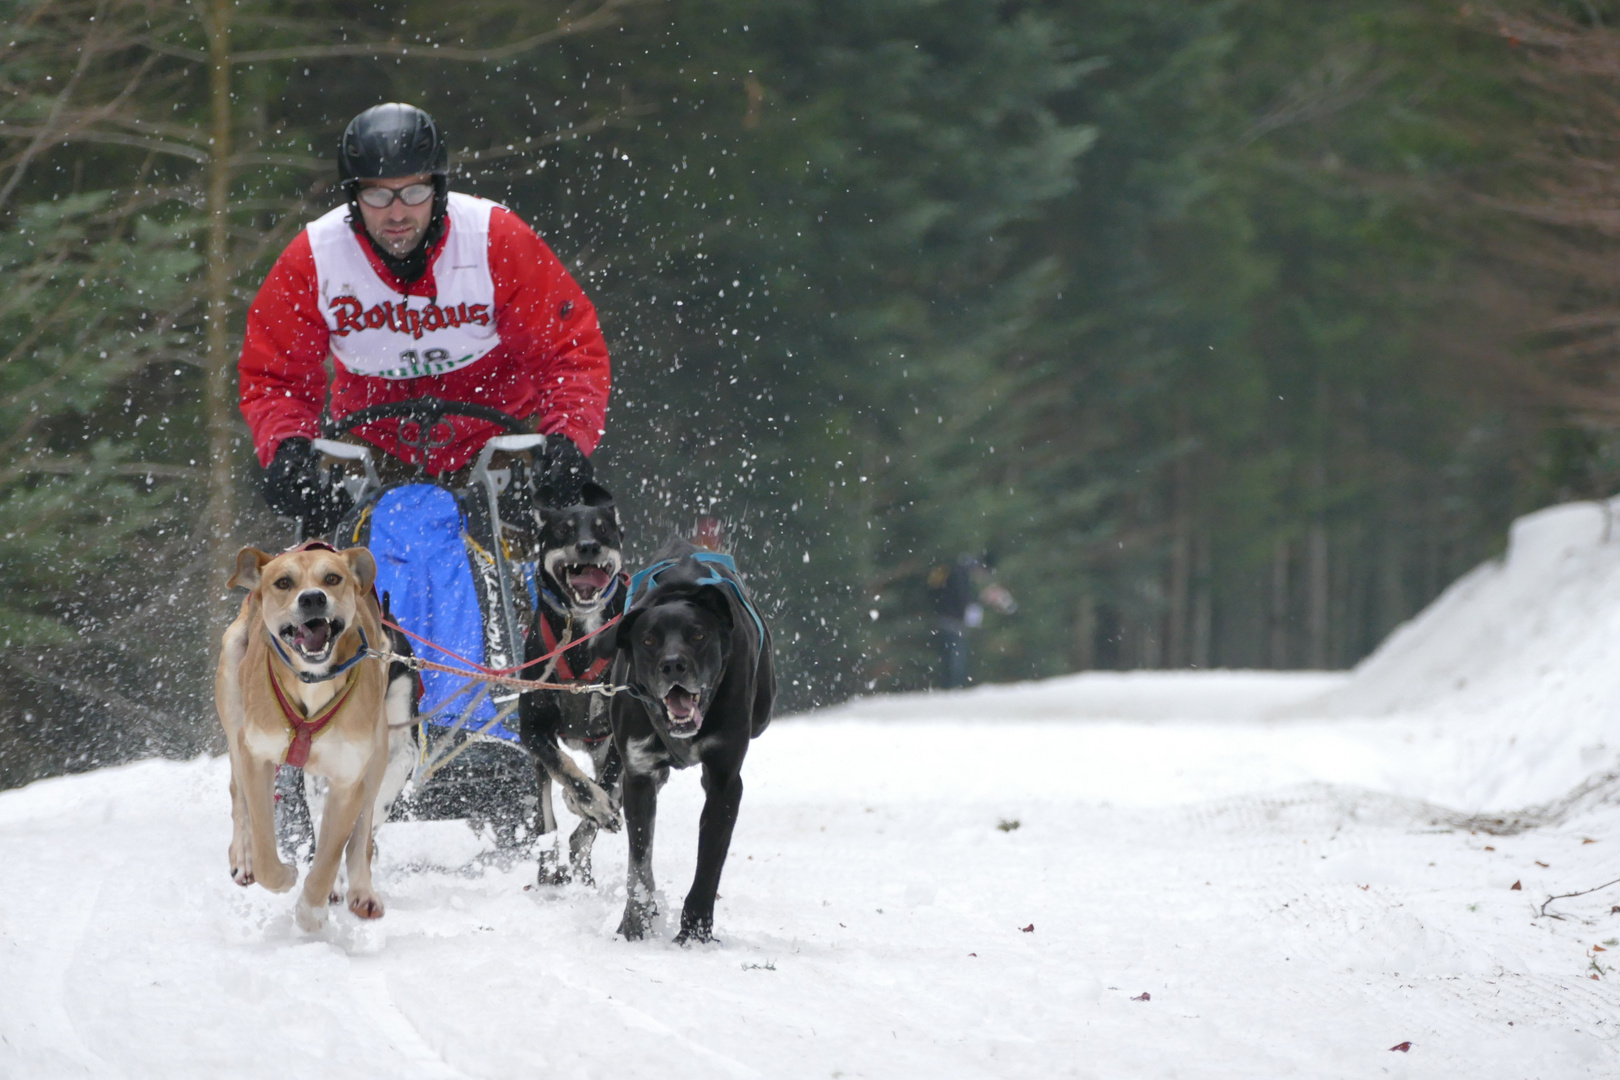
[294,897,329,932]
[568,822,599,885]
[229,836,254,885]
[257,860,297,894]
[536,849,570,887]
[560,778,621,831]
[347,888,385,920]
[675,911,716,946]
[617,899,657,941]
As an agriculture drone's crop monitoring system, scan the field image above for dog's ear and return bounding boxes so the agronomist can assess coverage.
[227,547,272,591]
[691,586,736,634]
[581,481,614,509]
[615,607,644,653]
[342,547,377,593]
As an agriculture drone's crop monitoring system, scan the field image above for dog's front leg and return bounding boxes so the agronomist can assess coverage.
[567,740,619,885]
[239,745,296,894]
[617,766,663,940]
[372,677,419,825]
[342,747,387,921]
[226,766,254,886]
[523,695,619,833]
[218,616,253,885]
[554,761,621,832]
[297,776,368,931]
[676,759,744,945]
[534,764,568,884]
[521,693,568,883]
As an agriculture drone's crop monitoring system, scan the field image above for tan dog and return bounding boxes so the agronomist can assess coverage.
[216,542,389,931]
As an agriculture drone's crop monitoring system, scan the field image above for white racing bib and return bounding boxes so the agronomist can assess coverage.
[307,192,502,380]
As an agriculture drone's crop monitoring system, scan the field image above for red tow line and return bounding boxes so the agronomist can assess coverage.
[380,613,622,678]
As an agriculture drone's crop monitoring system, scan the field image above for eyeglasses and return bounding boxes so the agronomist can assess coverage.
[356,182,435,209]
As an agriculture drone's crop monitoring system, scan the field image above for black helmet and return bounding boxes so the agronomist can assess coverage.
[338,103,448,184]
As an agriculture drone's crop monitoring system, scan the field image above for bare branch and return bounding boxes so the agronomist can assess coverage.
[0,458,200,487]
[1537,876,1620,919]
[1239,42,1394,148]
[0,413,39,461]
[229,0,634,64]
[130,35,208,65]
[0,124,210,163]
[0,3,104,214]
[82,111,211,146]
[226,151,327,171]
[459,103,657,171]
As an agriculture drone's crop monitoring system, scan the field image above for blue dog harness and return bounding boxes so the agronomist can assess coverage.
[625,551,766,648]
[269,625,371,685]
[537,566,624,617]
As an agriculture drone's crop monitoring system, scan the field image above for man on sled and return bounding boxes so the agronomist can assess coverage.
[237,102,615,842]
[240,101,609,524]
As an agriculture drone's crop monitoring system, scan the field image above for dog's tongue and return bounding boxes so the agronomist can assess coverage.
[295,620,331,653]
[664,687,698,721]
[570,566,611,598]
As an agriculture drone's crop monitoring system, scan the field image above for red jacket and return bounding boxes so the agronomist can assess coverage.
[239,205,610,474]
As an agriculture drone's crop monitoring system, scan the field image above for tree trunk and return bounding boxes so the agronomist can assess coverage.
[1269,537,1289,668]
[203,0,235,572]
[1166,445,1192,667]
[1379,533,1406,641]
[1073,592,1096,671]
[1138,596,1161,669]
[1191,531,1212,668]
[1307,518,1329,668]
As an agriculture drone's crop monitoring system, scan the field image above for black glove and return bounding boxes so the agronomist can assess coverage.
[533,433,594,508]
[263,436,351,535]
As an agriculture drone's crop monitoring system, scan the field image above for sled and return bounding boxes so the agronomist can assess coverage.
[274,397,570,852]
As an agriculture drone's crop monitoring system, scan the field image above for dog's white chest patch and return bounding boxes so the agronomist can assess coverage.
[625,734,665,774]
[292,680,343,716]
[304,736,370,783]
[243,724,292,764]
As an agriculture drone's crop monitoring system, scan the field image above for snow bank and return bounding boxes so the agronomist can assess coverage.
[1284,500,1620,809]
[1309,500,1620,719]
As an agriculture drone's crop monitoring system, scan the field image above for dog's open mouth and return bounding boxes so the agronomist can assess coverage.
[662,686,703,738]
[564,563,613,604]
[279,617,343,663]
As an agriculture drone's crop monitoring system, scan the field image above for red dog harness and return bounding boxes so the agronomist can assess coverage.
[268,652,360,767]
[538,615,612,683]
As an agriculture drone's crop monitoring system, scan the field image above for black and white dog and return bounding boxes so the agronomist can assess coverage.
[611,538,775,943]
[518,480,626,885]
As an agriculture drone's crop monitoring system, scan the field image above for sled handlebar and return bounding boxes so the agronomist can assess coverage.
[322,396,529,445]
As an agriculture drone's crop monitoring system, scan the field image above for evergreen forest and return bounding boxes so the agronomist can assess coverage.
[4,0,1620,787]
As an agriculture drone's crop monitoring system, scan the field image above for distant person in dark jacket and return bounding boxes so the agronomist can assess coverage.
[928,554,1016,688]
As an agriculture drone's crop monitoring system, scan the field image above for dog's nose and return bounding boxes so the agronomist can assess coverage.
[658,655,689,679]
[296,589,328,611]
[576,539,601,558]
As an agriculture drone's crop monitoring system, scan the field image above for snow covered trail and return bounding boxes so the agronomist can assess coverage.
[2,678,1618,1079]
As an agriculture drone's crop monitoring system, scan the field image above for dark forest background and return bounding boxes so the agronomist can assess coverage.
[5,0,1620,788]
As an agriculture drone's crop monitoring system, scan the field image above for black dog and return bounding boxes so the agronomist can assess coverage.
[611,538,775,943]
[518,480,626,884]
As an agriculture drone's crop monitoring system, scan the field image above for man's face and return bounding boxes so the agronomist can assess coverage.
[356,174,434,257]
